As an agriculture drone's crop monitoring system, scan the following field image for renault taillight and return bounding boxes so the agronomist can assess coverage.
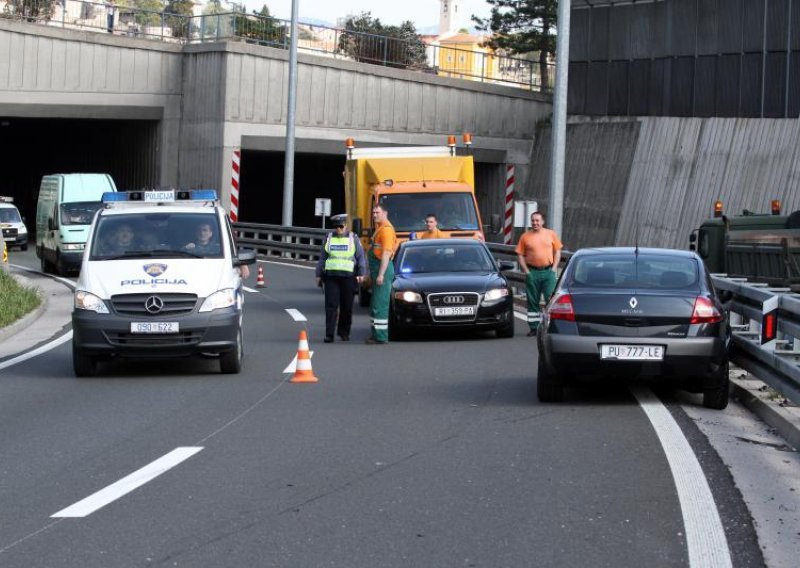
[548,293,576,321]
[690,296,722,324]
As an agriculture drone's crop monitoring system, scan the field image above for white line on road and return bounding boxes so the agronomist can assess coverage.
[283,351,314,374]
[260,260,315,270]
[285,309,307,321]
[242,286,258,293]
[631,386,732,568]
[51,447,204,518]
[0,331,73,372]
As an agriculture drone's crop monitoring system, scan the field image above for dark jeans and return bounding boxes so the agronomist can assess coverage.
[323,275,356,338]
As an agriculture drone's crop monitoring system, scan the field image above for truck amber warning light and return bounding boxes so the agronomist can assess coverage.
[713,200,723,217]
[772,200,781,215]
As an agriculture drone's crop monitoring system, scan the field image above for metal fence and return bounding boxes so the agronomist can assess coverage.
[1,0,553,92]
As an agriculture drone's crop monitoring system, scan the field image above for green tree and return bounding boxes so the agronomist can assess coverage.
[3,0,56,22]
[232,4,287,46]
[163,0,194,39]
[472,0,557,88]
[120,0,164,28]
[339,12,427,70]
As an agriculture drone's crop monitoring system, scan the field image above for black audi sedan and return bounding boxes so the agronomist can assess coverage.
[537,247,732,409]
[390,238,516,339]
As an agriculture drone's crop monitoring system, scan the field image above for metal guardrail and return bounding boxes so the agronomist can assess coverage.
[712,274,800,404]
[2,0,553,92]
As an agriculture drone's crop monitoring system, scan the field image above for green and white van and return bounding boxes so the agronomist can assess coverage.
[36,173,117,275]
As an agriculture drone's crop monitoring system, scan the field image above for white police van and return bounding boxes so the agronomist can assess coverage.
[0,196,28,251]
[71,189,256,377]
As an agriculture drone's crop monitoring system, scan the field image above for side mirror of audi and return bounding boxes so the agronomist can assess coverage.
[498,260,515,271]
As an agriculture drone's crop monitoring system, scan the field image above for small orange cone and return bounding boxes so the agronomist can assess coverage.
[290,330,319,383]
[256,266,265,287]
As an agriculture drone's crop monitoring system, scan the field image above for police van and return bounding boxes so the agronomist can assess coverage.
[0,196,28,251]
[71,189,256,376]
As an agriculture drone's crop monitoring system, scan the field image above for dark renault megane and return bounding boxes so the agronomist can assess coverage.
[390,239,516,339]
[536,247,732,409]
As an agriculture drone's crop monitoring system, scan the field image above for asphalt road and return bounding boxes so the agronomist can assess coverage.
[0,253,768,567]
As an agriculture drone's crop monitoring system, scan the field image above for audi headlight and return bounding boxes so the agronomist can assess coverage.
[483,288,509,303]
[394,290,422,303]
[75,290,109,314]
[199,289,236,312]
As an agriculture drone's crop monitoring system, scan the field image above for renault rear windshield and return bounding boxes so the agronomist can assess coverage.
[569,254,700,289]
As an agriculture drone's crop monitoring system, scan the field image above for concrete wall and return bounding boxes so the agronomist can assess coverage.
[0,19,183,185]
[529,116,800,251]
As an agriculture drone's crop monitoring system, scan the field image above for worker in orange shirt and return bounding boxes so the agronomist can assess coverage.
[418,213,444,239]
[515,211,563,336]
[366,203,396,344]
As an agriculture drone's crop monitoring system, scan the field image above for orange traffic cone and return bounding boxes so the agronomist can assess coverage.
[290,330,319,383]
[256,266,265,287]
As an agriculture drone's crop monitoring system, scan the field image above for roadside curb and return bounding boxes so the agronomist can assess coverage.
[729,372,800,451]
[0,271,47,343]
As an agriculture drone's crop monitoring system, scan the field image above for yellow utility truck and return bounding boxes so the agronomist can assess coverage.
[344,137,483,245]
[343,137,484,306]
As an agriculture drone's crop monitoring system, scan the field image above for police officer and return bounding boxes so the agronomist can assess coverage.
[315,214,367,343]
[366,203,396,344]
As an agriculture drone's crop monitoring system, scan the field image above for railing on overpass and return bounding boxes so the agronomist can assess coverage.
[1,0,553,92]
[235,222,800,405]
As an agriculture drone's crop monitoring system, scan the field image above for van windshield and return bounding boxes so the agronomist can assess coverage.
[90,212,223,260]
[0,207,22,223]
[61,202,104,226]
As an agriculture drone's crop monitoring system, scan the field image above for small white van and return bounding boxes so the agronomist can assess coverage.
[0,196,28,251]
[36,173,117,275]
[71,189,256,377]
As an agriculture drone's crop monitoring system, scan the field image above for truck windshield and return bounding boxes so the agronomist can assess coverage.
[61,202,104,226]
[378,192,479,232]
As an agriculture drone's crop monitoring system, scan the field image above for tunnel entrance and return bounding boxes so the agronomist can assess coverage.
[0,117,159,230]
[238,150,347,228]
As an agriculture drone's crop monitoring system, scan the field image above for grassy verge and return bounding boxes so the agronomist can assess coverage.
[0,268,42,328]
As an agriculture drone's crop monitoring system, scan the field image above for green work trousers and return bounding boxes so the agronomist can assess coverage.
[526,268,557,331]
[369,254,394,342]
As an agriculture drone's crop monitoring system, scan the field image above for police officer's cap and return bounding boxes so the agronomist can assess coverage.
[331,214,348,226]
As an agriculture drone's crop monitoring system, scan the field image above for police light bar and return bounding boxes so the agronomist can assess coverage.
[102,189,218,203]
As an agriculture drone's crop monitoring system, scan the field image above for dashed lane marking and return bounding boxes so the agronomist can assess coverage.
[285,309,307,322]
[51,447,204,518]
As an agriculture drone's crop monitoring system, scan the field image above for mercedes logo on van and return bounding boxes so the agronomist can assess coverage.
[629,297,638,309]
[443,295,465,305]
[144,296,164,314]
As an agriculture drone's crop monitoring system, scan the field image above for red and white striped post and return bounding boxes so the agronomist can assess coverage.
[503,164,515,244]
[230,147,241,222]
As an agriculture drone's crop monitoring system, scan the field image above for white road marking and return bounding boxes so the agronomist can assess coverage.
[260,259,315,270]
[283,351,313,374]
[631,386,732,568]
[285,309,307,321]
[51,447,204,518]
[513,310,527,322]
[0,331,73,371]
[242,286,258,293]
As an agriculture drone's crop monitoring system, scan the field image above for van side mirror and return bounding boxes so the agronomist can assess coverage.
[689,233,697,243]
[47,217,55,231]
[235,248,257,266]
[489,213,502,234]
[352,217,362,237]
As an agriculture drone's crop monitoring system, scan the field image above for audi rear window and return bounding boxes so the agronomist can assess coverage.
[569,254,700,289]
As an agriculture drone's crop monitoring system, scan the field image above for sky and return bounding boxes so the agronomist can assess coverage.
[246,0,493,30]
